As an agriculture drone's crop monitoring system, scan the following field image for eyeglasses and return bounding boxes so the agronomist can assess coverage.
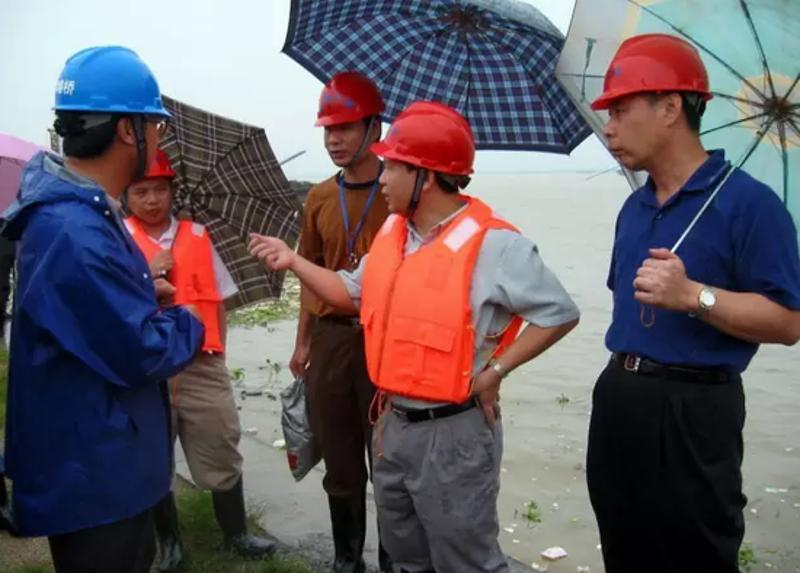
[144,115,170,136]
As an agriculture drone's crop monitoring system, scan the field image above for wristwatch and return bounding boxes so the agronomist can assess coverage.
[694,285,717,317]
[488,358,508,380]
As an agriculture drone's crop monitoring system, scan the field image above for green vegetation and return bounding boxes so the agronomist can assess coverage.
[228,277,301,328]
[521,500,542,524]
[738,542,757,572]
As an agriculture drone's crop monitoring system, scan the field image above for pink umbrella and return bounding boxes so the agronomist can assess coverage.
[0,133,48,213]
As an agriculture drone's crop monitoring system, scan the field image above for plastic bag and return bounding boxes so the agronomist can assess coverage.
[280,377,321,482]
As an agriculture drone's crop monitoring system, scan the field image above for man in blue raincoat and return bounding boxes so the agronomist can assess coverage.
[0,46,204,572]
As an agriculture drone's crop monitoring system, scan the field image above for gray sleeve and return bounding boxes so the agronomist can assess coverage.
[336,254,368,310]
[489,232,580,328]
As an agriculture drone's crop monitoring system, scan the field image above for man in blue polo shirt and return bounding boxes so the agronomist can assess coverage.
[586,34,800,573]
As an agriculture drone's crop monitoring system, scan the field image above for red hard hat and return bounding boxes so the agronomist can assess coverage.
[370,101,475,176]
[141,149,176,180]
[591,34,712,111]
[315,71,385,127]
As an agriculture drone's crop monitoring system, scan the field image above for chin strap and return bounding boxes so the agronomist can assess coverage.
[407,168,428,218]
[344,116,378,168]
[132,115,148,182]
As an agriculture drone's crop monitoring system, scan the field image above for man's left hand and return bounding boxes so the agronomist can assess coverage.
[154,278,176,306]
[633,248,701,312]
[471,368,502,428]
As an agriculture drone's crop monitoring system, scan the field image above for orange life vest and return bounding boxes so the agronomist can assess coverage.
[126,216,224,353]
[360,197,523,403]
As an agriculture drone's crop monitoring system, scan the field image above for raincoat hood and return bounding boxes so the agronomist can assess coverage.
[1,151,112,240]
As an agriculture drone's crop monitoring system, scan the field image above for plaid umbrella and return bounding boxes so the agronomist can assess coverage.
[160,96,301,310]
[283,0,591,153]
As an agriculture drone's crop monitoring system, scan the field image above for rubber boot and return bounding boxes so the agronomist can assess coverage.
[153,492,184,572]
[328,495,367,573]
[211,477,276,559]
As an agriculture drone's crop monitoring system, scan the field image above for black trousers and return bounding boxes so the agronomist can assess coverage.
[587,361,746,573]
[48,507,156,573]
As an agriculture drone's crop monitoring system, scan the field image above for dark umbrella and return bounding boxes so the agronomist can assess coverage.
[283,0,591,153]
[160,96,301,310]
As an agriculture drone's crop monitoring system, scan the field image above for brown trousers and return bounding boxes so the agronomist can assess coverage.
[307,317,376,498]
[169,352,243,491]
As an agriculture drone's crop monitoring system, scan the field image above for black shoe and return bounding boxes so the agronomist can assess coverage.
[328,494,367,573]
[153,492,184,572]
[211,477,277,559]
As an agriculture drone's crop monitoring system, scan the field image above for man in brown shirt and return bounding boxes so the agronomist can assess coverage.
[292,71,390,573]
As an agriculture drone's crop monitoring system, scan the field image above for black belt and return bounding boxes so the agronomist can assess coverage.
[611,353,738,385]
[319,315,361,328]
[392,399,477,423]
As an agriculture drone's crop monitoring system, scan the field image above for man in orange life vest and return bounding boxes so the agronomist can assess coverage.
[249,102,580,572]
[125,150,276,570]
[292,71,391,573]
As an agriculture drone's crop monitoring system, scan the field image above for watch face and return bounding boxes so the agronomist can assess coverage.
[700,288,716,308]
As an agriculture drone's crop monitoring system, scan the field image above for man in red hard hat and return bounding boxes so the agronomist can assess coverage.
[588,34,800,572]
[125,150,276,570]
[291,71,391,573]
[249,101,580,572]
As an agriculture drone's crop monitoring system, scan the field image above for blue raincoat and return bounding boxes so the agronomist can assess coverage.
[1,152,204,537]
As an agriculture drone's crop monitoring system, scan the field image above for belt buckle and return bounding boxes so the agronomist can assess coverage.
[624,354,641,373]
[391,407,408,420]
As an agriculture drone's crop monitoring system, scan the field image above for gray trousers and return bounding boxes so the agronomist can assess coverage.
[373,405,508,573]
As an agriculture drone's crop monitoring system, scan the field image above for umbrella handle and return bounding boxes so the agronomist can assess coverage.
[640,304,656,328]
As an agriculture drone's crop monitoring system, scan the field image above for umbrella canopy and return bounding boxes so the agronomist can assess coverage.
[556,0,800,230]
[283,0,591,153]
[0,133,47,213]
[159,96,301,310]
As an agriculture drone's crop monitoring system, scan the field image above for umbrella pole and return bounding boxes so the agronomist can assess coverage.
[670,118,775,254]
[279,150,306,166]
[669,165,735,253]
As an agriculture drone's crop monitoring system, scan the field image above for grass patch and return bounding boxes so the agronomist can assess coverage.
[738,542,757,572]
[229,276,301,328]
[172,478,316,572]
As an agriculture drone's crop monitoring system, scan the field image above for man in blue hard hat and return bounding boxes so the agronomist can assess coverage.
[0,46,204,573]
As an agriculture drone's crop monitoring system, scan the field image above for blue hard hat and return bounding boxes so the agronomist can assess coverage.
[54,46,171,117]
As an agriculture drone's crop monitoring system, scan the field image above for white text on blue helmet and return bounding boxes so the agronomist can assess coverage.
[56,80,76,96]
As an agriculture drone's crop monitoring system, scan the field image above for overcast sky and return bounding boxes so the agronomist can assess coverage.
[0,0,612,180]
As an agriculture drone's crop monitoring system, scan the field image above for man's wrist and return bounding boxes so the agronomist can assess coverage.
[288,251,300,272]
[684,280,703,313]
[488,358,509,380]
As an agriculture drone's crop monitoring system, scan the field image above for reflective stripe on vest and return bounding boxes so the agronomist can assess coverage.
[126,216,224,353]
[360,197,522,403]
